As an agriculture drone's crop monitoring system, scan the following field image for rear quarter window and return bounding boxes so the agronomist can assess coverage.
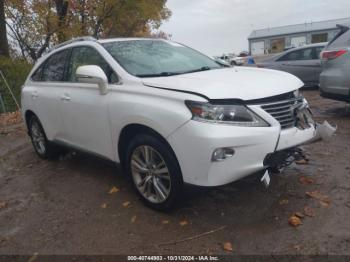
[31,65,44,81]
[41,49,70,82]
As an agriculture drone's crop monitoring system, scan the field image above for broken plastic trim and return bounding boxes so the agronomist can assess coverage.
[307,121,337,144]
[299,121,337,146]
[264,147,307,172]
[264,121,337,172]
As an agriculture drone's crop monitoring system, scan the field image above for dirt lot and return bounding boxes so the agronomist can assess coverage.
[0,90,349,256]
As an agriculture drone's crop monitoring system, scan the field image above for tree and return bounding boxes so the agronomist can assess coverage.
[5,0,69,61]
[0,0,9,57]
[54,0,69,42]
[5,0,171,61]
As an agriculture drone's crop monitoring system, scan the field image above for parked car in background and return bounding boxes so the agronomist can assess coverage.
[320,24,350,102]
[213,57,231,67]
[219,54,244,66]
[256,43,326,87]
[22,37,320,210]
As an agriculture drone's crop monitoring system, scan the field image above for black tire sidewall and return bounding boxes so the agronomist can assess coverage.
[29,115,52,159]
[125,134,183,211]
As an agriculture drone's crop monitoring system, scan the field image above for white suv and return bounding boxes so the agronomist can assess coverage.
[22,37,318,210]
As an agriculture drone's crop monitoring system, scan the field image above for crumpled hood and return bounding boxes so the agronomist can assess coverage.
[142,67,303,100]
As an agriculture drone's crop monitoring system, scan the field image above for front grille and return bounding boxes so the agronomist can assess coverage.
[260,97,304,129]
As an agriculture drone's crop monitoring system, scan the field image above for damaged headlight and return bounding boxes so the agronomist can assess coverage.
[185,100,269,127]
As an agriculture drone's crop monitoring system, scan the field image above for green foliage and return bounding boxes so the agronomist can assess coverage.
[5,0,172,61]
[0,57,31,112]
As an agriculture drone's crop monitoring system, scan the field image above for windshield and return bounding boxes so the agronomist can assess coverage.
[102,40,222,77]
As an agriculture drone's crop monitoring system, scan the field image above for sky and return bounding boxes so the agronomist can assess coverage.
[160,0,350,56]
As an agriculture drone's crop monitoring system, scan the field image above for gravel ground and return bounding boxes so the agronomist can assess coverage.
[0,90,349,256]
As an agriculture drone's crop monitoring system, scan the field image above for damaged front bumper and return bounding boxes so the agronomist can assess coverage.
[264,120,336,171]
[168,99,336,187]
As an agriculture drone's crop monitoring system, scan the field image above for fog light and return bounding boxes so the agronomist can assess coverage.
[212,147,235,162]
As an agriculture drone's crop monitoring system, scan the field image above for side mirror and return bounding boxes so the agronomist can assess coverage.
[76,65,108,95]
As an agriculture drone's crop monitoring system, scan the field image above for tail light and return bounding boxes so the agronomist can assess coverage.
[321,49,347,60]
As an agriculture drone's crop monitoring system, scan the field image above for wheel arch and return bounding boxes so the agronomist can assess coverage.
[117,124,182,174]
[24,110,37,130]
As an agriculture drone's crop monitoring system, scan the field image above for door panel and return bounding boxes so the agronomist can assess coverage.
[33,83,64,141]
[29,49,70,141]
[57,46,118,159]
[58,83,114,159]
[276,47,322,85]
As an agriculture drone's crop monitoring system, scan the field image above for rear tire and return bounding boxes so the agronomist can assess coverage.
[28,115,59,159]
[125,134,183,211]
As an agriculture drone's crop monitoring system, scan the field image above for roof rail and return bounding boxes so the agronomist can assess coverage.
[49,36,97,53]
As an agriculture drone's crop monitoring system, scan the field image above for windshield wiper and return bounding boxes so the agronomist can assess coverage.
[136,67,215,78]
[182,66,212,74]
[136,72,181,78]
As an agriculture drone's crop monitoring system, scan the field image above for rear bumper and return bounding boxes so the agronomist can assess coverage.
[320,68,350,102]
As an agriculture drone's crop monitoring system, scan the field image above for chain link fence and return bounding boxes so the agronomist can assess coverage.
[0,71,20,113]
[0,58,31,114]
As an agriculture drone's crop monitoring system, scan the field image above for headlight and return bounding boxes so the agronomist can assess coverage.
[185,100,269,127]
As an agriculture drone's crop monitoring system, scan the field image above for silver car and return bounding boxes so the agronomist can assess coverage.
[320,24,350,102]
[257,43,326,87]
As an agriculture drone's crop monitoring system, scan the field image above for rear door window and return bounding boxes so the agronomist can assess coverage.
[42,50,70,82]
[278,48,313,61]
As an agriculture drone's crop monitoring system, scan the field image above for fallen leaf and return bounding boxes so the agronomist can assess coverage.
[162,220,170,225]
[179,220,189,226]
[223,242,233,252]
[123,201,130,207]
[288,215,302,226]
[295,159,309,165]
[108,186,120,194]
[279,199,289,205]
[0,111,22,127]
[101,203,107,209]
[130,216,137,223]
[303,206,315,217]
[293,245,301,251]
[298,176,315,185]
[320,199,330,207]
[0,201,7,209]
[306,191,330,206]
[294,212,305,219]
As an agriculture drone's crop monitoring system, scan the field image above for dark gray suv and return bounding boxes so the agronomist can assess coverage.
[320,24,350,102]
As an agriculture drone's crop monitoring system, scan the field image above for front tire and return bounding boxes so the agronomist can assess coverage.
[125,134,183,210]
[28,115,59,159]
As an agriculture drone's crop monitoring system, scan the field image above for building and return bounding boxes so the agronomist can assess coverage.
[248,17,350,56]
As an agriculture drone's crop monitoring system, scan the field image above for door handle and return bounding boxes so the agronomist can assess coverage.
[60,94,71,101]
[31,91,38,98]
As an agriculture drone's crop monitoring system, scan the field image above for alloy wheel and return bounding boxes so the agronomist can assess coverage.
[130,145,171,204]
[30,120,46,155]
